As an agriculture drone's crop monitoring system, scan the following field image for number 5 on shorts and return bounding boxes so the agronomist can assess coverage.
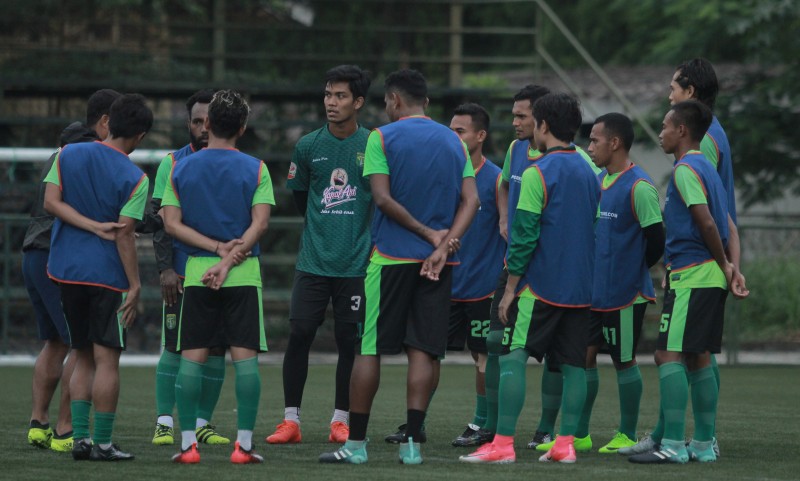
[659,313,670,333]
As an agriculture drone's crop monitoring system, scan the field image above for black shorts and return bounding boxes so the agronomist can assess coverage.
[179,286,267,352]
[488,269,511,332]
[590,303,648,363]
[162,291,225,352]
[59,283,125,350]
[358,262,452,357]
[23,249,70,344]
[501,296,588,369]
[447,299,491,353]
[289,270,365,325]
[658,287,727,354]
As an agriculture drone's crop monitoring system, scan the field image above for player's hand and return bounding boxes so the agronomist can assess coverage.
[447,238,461,254]
[202,260,232,290]
[498,290,515,325]
[117,285,140,328]
[425,228,449,248]
[160,268,183,306]
[216,239,245,259]
[730,268,750,299]
[420,247,448,281]
[94,221,126,241]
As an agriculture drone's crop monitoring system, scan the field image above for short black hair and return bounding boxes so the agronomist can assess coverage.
[594,112,634,152]
[453,102,490,133]
[208,90,250,139]
[670,100,713,143]
[384,69,427,105]
[186,89,215,116]
[86,89,122,127]
[532,92,582,143]
[674,58,719,110]
[513,84,551,109]
[108,93,153,139]
[326,65,371,100]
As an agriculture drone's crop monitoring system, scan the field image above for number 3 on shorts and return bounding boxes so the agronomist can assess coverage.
[350,296,362,311]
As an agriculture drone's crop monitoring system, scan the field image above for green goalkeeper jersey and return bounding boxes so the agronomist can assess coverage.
[287,124,372,277]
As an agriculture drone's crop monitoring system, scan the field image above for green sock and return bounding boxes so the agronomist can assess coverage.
[482,329,502,432]
[71,400,92,440]
[537,358,563,435]
[710,354,720,438]
[617,364,642,440]
[659,362,688,441]
[575,367,598,438]
[93,411,115,445]
[558,365,587,436]
[155,350,181,417]
[496,349,529,436]
[233,357,261,431]
[197,355,226,422]
[175,357,204,433]
[473,394,487,426]
[689,366,718,442]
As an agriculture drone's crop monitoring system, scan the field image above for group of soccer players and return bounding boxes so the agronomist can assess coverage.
[23,57,747,466]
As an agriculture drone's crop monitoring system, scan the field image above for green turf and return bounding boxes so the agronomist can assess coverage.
[2,363,797,480]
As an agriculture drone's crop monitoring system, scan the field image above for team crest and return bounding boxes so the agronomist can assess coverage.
[166,313,177,330]
[287,162,297,180]
[356,152,365,167]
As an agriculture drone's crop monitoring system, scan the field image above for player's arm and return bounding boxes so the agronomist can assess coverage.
[497,143,514,240]
[42,155,125,240]
[420,173,480,281]
[725,214,748,298]
[498,179,509,241]
[137,154,170,236]
[675,165,736,288]
[498,167,544,324]
[371,173,441,243]
[161,174,242,256]
[633,180,665,267]
[287,139,311,217]
[293,191,309,216]
[116,175,149,327]
[202,165,275,289]
[116,215,141,327]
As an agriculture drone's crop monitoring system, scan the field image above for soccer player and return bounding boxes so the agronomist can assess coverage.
[319,68,479,465]
[23,89,120,453]
[486,85,550,451]
[622,58,744,457]
[163,90,275,465]
[460,92,600,464]
[493,85,599,452]
[628,101,748,464]
[383,103,505,447]
[578,113,664,453]
[147,89,230,447]
[44,93,152,461]
[266,65,371,446]
[446,103,505,447]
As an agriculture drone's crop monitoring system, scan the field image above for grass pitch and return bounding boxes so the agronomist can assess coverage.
[1,362,797,480]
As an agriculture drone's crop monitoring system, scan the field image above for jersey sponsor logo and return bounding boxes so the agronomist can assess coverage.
[599,210,618,219]
[321,168,358,209]
[356,152,365,167]
[288,162,297,179]
[510,174,522,184]
[312,156,328,163]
